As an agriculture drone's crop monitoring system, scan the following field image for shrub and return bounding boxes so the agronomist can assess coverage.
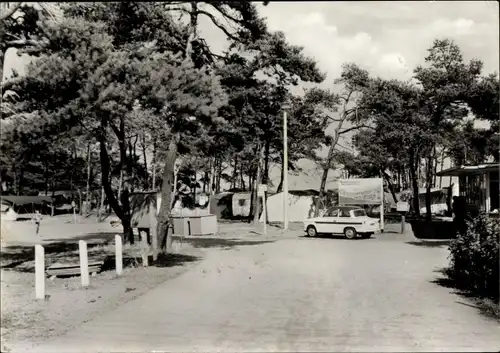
[447,213,500,300]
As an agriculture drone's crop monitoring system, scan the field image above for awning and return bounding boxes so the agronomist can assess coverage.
[1,195,54,206]
[436,163,499,177]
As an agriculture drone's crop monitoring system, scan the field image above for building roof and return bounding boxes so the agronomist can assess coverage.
[1,195,53,205]
[436,163,499,177]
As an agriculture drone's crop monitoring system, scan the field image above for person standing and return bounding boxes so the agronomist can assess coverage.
[35,210,42,236]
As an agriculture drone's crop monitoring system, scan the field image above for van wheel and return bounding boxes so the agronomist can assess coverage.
[344,227,357,239]
[306,226,317,237]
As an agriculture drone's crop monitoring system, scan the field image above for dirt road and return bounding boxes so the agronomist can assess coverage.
[19,233,500,352]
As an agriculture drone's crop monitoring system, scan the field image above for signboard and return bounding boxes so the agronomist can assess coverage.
[257,184,267,196]
[338,178,383,205]
[396,201,409,212]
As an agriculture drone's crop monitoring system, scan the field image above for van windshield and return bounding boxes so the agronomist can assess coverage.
[353,209,366,217]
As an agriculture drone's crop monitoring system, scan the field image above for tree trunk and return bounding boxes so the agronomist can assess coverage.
[192,167,197,202]
[240,162,246,191]
[210,157,217,195]
[382,171,398,204]
[98,134,131,243]
[439,149,445,189]
[156,134,179,254]
[117,170,123,205]
[203,170,208,193]
[142,134,148,189]
[0,48,5,91]
[409,151,420,217]
[232,156,238,189]
[44,159,49,195]
[432,146,438,188]
[425,152,433,220]
[315,142,337,217]
[263,139,270,185]
[253,147,265,224]
[216,159,222,193]
[248,168,255,221]
[85,144,91,215]
[17,168,23,195]
[247,167,252,193]
[277,155,284,193]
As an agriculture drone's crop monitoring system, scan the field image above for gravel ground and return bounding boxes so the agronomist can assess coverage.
[17,231,500,352]
[0,219,287,352]
[0,242,203,353]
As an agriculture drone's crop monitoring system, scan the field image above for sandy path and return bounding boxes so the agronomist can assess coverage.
[18,234,500,352]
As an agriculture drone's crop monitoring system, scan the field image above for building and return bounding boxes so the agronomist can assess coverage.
[436,163,499,213]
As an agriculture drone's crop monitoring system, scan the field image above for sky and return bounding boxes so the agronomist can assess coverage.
[3,1,499,191]
[250,1,498,189]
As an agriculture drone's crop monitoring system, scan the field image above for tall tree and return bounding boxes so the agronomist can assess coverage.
[414,39,484,219]
[314,63,370,216]
[6,5,227,247]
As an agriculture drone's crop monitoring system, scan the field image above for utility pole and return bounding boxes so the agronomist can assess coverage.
[282,99,291,231]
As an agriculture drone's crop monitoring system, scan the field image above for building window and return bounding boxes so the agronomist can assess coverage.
[238,199,246,207]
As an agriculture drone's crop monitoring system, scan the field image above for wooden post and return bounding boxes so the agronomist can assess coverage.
[35,245,45,300]
[150,198,158,261]
[115,234,123,276]
[401,214,405,234]
[79,240,89,287]
[141,231,149,267]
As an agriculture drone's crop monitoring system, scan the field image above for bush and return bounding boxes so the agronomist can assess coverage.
[447,213,500,300]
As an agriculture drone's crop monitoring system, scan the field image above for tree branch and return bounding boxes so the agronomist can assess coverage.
[0,2,22,21]
[5,38,44,49]
[338,125,375,135]
[196,9,241,42]
[210,4,245,25]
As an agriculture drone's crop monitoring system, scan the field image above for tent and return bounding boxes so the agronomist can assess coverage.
[260,191,318,223]
[398,187,452,215]
[209,192,233,219]
[231,192,252,217]
[0,202,18,221]
[1,195,54,215]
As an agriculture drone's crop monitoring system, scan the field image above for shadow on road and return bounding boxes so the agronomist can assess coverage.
[298,235,375,240]
[1,233,119,269]
[99,253,201,271]
[406,240,451,248]
[172,236,275,249]
[430,268,500,322]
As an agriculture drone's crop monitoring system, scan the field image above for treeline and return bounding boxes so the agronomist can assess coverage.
[1,3,498,249]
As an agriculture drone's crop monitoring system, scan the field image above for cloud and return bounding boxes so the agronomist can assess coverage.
[259,8,413,84]
[256,2,499,85]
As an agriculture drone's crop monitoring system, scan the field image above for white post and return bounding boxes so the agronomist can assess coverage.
[115,234,123,276]
[35,245,45,300]
[380,179,385,233]
[263,194,267,236]
[283,110,289,231]
[79,240,89,287]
